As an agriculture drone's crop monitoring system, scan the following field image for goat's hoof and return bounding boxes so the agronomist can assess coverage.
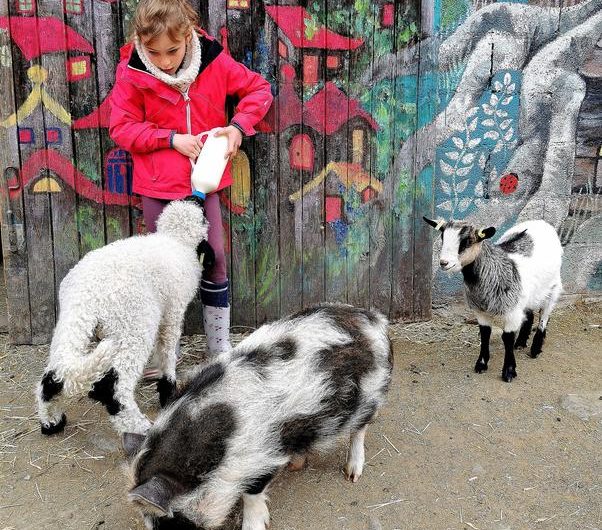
[474,360,488,373]
[501,366,517,382]
[344,462,363,483]
[529,344,543,358]
[514,339,528,349]
[40,413,67,435]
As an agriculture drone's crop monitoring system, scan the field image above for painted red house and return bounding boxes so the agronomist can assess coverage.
[265,5,364,85]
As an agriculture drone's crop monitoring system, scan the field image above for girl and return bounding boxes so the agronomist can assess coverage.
[109,0,272,373]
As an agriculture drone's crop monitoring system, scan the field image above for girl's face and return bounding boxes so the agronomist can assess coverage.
[142,30,191,75]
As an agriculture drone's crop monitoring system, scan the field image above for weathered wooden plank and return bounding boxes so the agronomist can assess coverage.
[253,1,280,325]
[8,4,55,344]
[278,6,304,317]
[390,0,420,321]
[411,3,436,321]
[323,0,349,305]
[0,0,31,344]
[300,1,325,309]
[96,0,132,244]
[66,0,107,256]
[227,2,257,327]
[37,0,79,321]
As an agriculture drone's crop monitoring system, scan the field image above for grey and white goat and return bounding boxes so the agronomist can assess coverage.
[36,197,212,447]
[126,304,393,530]
[424,217,563,382]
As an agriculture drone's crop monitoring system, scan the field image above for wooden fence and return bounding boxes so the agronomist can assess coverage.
[0,0,434,345]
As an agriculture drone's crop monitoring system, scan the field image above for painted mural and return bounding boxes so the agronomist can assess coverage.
[1,0,600,342]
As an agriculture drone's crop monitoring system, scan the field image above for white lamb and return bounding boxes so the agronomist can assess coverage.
[36,197,209,450]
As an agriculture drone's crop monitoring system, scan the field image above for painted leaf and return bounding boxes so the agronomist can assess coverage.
[438,200,453,212]
[496,109,508,118]
[494,81,503,92]
[439,159,455,176]
[482,118,495,127]
[458,197,472,212]
[482,103,494,115]
[462,153,475,164]
[468,118,478,132]
[457,179,469,192]
[475,180,484,197]
[467,137,482,148]
[440,179,451,195]
[479,154,487,169]
[508,83,516,92]
[456,166,472,177]
[490,93,499,105]
[446,151,460,160]
[500,119,512,130]
[504,72,511,85]
[452,137,464,150]
[501,96,513,105]
[484,130,499,140]
[504,127,514,141]
[493,140,504,153]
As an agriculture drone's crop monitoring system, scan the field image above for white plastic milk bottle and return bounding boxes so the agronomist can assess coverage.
[190,128,230,200]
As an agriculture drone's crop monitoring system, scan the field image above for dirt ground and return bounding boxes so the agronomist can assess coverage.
[0,299,600,530]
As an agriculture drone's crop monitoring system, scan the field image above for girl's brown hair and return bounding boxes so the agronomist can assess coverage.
[131,0,199,43]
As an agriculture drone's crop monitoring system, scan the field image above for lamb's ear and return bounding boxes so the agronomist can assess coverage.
[128,476,174,517]
[423,216,445,231]
[477,227,496,240]
[122,432,146,459]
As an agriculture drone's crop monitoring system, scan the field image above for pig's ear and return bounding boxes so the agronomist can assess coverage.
[128,476,174,516]
[122,432,146,459]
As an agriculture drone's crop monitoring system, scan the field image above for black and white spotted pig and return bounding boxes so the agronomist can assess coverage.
[126,304,393,530]
[424,217,562,382]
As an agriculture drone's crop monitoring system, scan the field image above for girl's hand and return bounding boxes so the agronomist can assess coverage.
[172,133,203,159]
[213,125,243,159]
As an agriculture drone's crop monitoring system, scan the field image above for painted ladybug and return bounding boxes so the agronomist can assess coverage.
[500,173,519,194]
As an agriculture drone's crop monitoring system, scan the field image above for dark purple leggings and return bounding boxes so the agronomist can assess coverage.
[141,192,227,283]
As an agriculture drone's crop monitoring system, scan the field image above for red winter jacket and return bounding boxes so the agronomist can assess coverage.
[109,32,273,200]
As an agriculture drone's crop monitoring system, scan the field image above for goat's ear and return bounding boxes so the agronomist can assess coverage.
[128,476,174,517]
[477,227,496,240]
[423,216,445,231]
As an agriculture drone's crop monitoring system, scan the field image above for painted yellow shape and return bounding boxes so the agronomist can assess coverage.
[70,59,88,77]
[0,65,71,128]
[352,129,364,164]
[33,177,62,193]
[231,151,251,207]
[289,161,383,202]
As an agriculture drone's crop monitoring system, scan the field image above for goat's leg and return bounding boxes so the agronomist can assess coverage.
[501,331,517,382]
[37,369,67,435]
[475,315,492,373]
[514,310,534,349]
[531,283,561,358]
[344,424,367,483]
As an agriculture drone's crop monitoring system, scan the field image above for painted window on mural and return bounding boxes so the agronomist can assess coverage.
[278,40,288,59]
[16,0,35,15]
[381,4,395,27]
[227,0,249,9]
[231,151,251,208]
[326,55,340,69]
[67,56,90,81]
[290,134,314,171]
[352,128,364,165]
[64,0,83,14]
[303,54,319,85]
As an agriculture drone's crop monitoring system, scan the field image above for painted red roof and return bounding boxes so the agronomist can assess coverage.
[265,6,363,50]
[73,96,112,129]
[0,16,94,61]
[304,82,378,134]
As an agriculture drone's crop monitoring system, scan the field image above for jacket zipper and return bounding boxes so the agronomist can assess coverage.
[183,89,195,168]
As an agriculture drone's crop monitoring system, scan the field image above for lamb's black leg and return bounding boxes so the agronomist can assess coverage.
[530,327,547,358]
[475,325,491,373]
[501,331,517,382]
[157,376,176,408]
[515,310,534,348]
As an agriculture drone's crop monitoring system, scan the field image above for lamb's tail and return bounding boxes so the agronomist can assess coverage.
[47,314,116,396]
